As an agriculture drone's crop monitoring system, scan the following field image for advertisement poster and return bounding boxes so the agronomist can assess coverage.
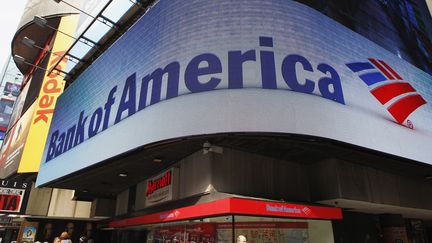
[17,221,38,243]
[8,78,30,130]
[17,14,78,173]
[150,224,216,243]
[0,180,30,214]
[0,102,36,178]
[4,82,21,97]
[217,222,308,243]
[22,225,37,242]
[0,99,15,129]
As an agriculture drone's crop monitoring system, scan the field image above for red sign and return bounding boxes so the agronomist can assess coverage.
[0,180,29,213]
[146,170,172,196]
[0,194,21,212]
[110,197,342,228]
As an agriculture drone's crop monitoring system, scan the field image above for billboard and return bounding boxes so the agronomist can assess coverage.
[0,98,15,130]
[0,102,36,178]
[17,14,78,173]
[0,179,30,214]
[3,82,21,97]
[0,15,77,177]
[37,0,432,186]
[8,79,30,130]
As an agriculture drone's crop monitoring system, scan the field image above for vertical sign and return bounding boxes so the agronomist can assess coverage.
[0,103,36,178]
[18,14,79,173]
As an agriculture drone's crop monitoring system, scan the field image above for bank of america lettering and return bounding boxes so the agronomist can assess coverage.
[346,59,427,127]
[45,36,345,162]
[45,37,429,162]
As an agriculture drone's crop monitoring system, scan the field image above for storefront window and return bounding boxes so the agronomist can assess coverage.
[234,216,334,243]
[113,215,335,243]
[113,216,233,243]
[147,216,233,243]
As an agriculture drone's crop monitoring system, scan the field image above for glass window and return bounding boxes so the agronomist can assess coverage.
[234,215,334,243]
[114,216,233,243]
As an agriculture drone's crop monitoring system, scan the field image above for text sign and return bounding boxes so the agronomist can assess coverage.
[0,180,29,213]
[145,168,177,206]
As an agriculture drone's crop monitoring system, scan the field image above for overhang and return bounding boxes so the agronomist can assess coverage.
[109,197,343,228]
[11,0,84,75]
[39,133,432,199]
[12,15,62,75]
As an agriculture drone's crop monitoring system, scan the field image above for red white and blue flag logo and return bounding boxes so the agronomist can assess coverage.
[346,58,427,128]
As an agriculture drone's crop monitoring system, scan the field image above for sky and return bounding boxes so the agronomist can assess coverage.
[0,0,428,70]
[0,0,27,68]
[427,0,432,17]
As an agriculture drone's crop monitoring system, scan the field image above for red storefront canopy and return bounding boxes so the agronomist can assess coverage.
[110,197,342,228]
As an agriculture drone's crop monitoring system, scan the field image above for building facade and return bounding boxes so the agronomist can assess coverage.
[2,0,432,243]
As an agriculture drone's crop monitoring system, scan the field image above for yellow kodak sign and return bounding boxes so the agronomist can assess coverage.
[18,15,79,173]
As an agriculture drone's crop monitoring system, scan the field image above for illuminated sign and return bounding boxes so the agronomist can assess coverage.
[146,170,172,196]
[0,179,30,214]
[0,103,36,178]
[45,36,345,161]
[347,59,427,127]
[0,98,15,129]
[145,168,178,206]
[4,82,21,97]
[37,0,432,186]
[17,14,78,173]
[109,198,342,228]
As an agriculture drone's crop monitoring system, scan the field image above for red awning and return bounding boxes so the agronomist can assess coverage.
[110,197,342,228]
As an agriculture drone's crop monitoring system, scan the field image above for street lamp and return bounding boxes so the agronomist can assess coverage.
[14,55,47,71]
[33,15,99,49]
[13,55,66,78]
[22,36,79,63]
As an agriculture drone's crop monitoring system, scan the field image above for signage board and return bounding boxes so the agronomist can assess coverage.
[0,98,15,130]
[0,180,30,214]
[145,168,178,207]
[17,221,38,243]
[0,14,79,177]
[37,0,432,186]
[109,198,342,228]
[18,14,78,173]
[0,103,36,178]
[3,82,21,97]
[8,79,30,130]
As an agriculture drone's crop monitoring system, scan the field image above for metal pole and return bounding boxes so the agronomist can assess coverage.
[232,215,235,243]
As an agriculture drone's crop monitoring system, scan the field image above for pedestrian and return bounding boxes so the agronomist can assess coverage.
[237,235,247,243]
[59,232,72,243]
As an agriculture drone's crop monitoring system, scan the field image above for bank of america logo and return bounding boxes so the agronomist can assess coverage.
[302,207,312,215]
[346,58,426,127]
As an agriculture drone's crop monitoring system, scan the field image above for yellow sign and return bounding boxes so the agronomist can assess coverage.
[18,14,79,173]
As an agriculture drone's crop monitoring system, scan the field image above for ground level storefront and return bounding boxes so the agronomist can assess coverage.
[83,145,432,243]
[0,225,20,243]
[108,197,342,243]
